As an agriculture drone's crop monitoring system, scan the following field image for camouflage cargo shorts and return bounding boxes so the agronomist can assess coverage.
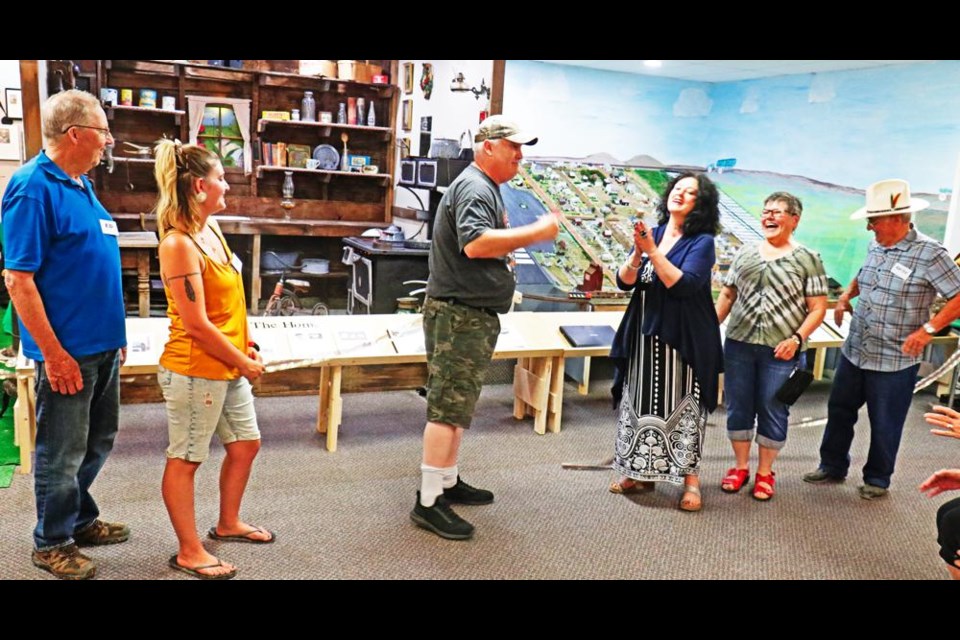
[422,297,500,429]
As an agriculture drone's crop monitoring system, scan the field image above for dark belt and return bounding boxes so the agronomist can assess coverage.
[430,296,499,317]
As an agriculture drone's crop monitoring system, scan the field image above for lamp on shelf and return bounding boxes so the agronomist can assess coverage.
[449,72,490,100]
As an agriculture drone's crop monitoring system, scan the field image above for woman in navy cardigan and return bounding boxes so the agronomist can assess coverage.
[608,172,723,512]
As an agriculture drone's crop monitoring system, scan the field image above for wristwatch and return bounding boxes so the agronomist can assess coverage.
[923,322,938,336]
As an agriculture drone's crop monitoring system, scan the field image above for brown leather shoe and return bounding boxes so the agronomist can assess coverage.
[32,544,96,580]
[74,519,130,546]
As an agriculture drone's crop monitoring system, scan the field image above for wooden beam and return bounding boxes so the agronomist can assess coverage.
[19,60,42,160]
[490,60,505,116]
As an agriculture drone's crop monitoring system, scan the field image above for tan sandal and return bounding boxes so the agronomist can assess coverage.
[679,484,702,512]
[609,478,655,494]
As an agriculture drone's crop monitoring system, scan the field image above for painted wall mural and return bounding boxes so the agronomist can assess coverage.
[501,60,960,290]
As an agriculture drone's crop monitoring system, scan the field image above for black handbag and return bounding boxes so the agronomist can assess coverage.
[775,368,814,405]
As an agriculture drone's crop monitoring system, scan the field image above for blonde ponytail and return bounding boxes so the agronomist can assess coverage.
[153,139,218,238]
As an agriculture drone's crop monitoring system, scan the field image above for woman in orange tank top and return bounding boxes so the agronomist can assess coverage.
[153,140,270,580]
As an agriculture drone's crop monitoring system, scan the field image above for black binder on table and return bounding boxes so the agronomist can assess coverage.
[559,325,616,348]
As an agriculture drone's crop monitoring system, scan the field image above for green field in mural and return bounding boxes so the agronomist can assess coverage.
[712,171,949,287]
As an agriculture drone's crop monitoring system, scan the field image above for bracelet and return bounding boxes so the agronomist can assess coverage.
[624,262,641,271]
[247,341,260,352]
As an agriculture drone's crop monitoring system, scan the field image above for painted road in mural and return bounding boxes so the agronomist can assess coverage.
[502,185,554,284]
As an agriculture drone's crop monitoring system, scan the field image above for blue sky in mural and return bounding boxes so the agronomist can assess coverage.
[504,60,960,194]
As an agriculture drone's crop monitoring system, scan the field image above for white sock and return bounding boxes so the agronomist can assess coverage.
[441,465,459,489]
[420,464,445,506]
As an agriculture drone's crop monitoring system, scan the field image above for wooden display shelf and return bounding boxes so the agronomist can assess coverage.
[106,104,185,116]
[257,118,392,141]
[256,165,391,186]
[256,71,396,96]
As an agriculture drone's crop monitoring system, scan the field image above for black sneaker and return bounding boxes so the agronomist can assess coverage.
[443,476,494,505]
[410,492,475,540]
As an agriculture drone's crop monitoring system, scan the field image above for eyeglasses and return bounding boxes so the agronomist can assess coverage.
[62,124,113,139]
[761,208,795,218]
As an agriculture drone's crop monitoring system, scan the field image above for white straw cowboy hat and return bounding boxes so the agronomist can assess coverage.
[850,178,930,220]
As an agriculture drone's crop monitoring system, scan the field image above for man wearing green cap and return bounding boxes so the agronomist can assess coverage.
[410,115,561,540]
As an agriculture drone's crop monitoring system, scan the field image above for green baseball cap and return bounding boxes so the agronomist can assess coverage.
[474,115,538,145]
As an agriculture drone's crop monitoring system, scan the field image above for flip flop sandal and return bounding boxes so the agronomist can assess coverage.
[679,484,702,512]
[207,526,276,544]
[721,467,750,493]
[168,554,237,580]
[753,472,776,501]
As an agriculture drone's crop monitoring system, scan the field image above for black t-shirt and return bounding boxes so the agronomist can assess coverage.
[426,164,515,313]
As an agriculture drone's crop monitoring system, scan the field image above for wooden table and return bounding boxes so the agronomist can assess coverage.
[118,231,159,318]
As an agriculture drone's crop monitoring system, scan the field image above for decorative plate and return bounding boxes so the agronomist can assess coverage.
[312,144,340,170]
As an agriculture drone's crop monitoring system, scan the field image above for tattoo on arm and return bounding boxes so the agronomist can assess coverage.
[164,272,200,303]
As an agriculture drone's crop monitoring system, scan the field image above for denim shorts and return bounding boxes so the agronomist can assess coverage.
[723,338,802,449]
[157,365,260,462]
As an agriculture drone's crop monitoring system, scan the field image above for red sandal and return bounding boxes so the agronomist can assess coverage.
[720,468,750,493]
[753,471,776,501]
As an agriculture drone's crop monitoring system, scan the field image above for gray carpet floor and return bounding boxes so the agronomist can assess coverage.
[0,375,956,580]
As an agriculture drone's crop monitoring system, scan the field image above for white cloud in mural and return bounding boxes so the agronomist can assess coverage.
[809,73,836,103]
[673,88,712,117]
[527,69,572,105]
[740,88,760,114]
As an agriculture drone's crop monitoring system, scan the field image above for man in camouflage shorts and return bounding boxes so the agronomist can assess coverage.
[410,116,560,540]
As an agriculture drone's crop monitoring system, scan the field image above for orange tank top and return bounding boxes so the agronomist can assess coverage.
[159,226,248,380]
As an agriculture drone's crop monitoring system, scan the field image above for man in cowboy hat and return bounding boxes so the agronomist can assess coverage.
[804,178,960,499]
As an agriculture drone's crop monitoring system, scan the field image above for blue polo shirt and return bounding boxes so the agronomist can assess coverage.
[1,151,126,360]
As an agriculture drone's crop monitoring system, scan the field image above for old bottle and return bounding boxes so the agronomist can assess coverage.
[356,98,365,126]
[281,170,295,210]
[337,102,347,124]
[366,100,376,127]
[301,91,316,122]
[347,97,357,125]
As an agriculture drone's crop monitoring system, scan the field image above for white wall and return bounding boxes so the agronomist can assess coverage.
[0,60,21,118]
[393,59,493,239]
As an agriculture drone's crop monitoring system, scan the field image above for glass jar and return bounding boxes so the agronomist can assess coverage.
[291,108,300,121]
[301,91,316,122]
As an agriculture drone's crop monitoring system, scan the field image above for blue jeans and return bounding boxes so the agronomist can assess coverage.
[33,350,121,550]
[818,353,919,489]
[723,338,801,450]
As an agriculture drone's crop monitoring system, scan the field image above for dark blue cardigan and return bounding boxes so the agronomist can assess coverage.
[610,226,723,413]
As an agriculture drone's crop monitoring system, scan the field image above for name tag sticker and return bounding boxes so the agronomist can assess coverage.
[99,219,119,236]
[891,263,912,280]
[230,253,243,273]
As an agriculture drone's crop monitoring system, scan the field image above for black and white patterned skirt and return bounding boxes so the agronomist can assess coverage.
[613,309,706,485]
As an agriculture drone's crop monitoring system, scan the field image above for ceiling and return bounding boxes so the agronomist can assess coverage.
[533,60,934,83]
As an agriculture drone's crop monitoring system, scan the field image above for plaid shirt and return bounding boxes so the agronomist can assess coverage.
[843,228,960,371]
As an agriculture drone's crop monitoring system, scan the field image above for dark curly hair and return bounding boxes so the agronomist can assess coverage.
[655,172,721,237]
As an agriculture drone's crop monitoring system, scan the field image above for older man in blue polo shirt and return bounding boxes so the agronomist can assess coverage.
[2,89,128,579]
[804,179,960,499]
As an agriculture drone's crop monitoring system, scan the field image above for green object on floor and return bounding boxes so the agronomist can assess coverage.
[1,304,10,339]
[0,412,19,473]
[0,465,13,489]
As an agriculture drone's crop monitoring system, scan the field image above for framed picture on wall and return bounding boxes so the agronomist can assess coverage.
[5,88,22,120]
[0,123,23,160]
[403,63,414,95]
[402,99,413,132]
